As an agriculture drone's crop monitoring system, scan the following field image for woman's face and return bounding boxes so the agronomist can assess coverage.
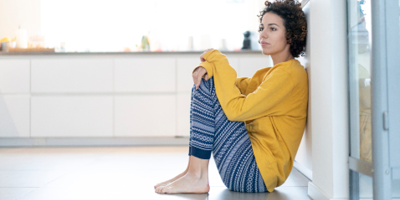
[259,12,290,56]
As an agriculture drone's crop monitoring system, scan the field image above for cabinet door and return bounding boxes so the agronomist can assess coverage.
[0,59,30,94]
[31,96,113,137]
[177,58,198,93]
[0,95,30,137]
[31,59,113,93]
[115,58,176,93]
[114,95,176,137]
[177,93,191,137]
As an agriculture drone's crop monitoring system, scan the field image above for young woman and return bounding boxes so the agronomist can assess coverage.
[155,0,308,194]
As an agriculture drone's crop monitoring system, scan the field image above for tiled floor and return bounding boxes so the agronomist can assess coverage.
[0,146,311,200]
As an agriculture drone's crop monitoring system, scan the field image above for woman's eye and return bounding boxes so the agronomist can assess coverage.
[271,27,276,31]
[259,27,264,31]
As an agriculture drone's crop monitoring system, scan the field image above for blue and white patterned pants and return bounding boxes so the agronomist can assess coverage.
[188,77,268,193]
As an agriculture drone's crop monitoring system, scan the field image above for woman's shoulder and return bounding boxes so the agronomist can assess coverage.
[264,59,307,87]
[278,59,307,79]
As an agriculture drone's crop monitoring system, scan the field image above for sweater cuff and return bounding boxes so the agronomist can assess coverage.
[202,49,220,61]
[192,61,214,78]
[198,61,214,78]
[192,66,201,74]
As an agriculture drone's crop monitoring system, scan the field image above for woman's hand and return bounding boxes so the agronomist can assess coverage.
[193,49,213,90]
[192,67,208,90]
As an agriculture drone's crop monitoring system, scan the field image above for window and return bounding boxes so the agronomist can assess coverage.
[40,0,262,52]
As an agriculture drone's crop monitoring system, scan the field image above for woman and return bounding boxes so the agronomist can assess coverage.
[155,0,308,194]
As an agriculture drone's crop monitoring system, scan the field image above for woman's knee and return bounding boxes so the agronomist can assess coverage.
[199,78,210,89]
[192,77,214,95]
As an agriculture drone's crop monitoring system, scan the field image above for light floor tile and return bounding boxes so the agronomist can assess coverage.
[17,187,209,200]
[208,186,310,200]
[0,188,36,200]
[280,168,310,187]
[0,155,103,171]
[80,153,189,170]
[0,171,68,187]
[0,146,311,200]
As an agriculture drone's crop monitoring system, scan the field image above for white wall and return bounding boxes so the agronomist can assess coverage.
[0,0,41,39]
[294,1,313,180]
[307,0,349,199]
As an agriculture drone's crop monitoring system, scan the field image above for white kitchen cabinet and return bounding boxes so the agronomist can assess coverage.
[226,57,240,75]
[0,59,30,94]
[176,58,198,93]
[238,57,272,78]
[31,96,113,137]
[31,59,113,93]
[114,95,176,137]
[0,52,268,143]
[114,58,176,93]
[177,93,191,137]
[0,95,30,137]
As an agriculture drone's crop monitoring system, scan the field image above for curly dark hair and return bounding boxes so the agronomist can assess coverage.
[258,0,307,57]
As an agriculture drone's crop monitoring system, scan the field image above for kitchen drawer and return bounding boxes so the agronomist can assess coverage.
[114,58,176,93]
[114,94,176,137]
[177,93,191,137]
[0,95,30,137]
[0,59,30,94]
[31,59,113,93]
[31,96,113,137]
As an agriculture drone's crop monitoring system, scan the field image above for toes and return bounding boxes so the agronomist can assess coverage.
[157,186,169,194]
[161,187,168,194]
[155,186,164,194]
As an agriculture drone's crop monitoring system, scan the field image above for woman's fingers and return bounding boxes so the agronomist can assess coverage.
[192,67,208,90]
[195,74,202,90]
[192,68,200,90]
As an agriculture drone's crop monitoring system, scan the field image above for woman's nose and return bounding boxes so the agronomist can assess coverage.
[259,31,268,42]
[259,35,267,44]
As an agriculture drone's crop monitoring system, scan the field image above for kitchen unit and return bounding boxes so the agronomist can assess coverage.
[0,51,271,146]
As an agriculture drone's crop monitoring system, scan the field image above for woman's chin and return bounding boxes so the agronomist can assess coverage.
[261,50,271,55]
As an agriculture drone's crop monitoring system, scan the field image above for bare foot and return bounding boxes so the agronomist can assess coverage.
[154,170,188,189]
[155,172,210,194]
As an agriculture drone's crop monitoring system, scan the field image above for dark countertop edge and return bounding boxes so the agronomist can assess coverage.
[0,50,262,56]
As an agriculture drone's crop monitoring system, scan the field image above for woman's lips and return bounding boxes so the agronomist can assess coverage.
[261,42,270,46]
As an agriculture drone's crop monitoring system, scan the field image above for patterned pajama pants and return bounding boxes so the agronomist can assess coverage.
[188,77,268,193]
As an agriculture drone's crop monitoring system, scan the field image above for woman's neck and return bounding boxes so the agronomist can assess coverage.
[271,53,294,66]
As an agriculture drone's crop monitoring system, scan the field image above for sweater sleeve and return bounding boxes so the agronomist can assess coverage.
[198,49,294,121]
[235,77,251,94]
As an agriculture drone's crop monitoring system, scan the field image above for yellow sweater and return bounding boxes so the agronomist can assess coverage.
[196,50,308,192]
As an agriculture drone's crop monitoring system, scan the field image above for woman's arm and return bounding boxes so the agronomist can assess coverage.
[192,49,213,89]
[236,77,251,94]
[199,49,294,121]
[195,48,250,94]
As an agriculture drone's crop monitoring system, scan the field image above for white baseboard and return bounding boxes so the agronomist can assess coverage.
[308,182,348,200]
[308,182,330,200]
[0,137,189,147]
[294,161,313,180]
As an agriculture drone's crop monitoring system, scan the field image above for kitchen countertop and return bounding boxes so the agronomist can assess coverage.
[0,50,262,56]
